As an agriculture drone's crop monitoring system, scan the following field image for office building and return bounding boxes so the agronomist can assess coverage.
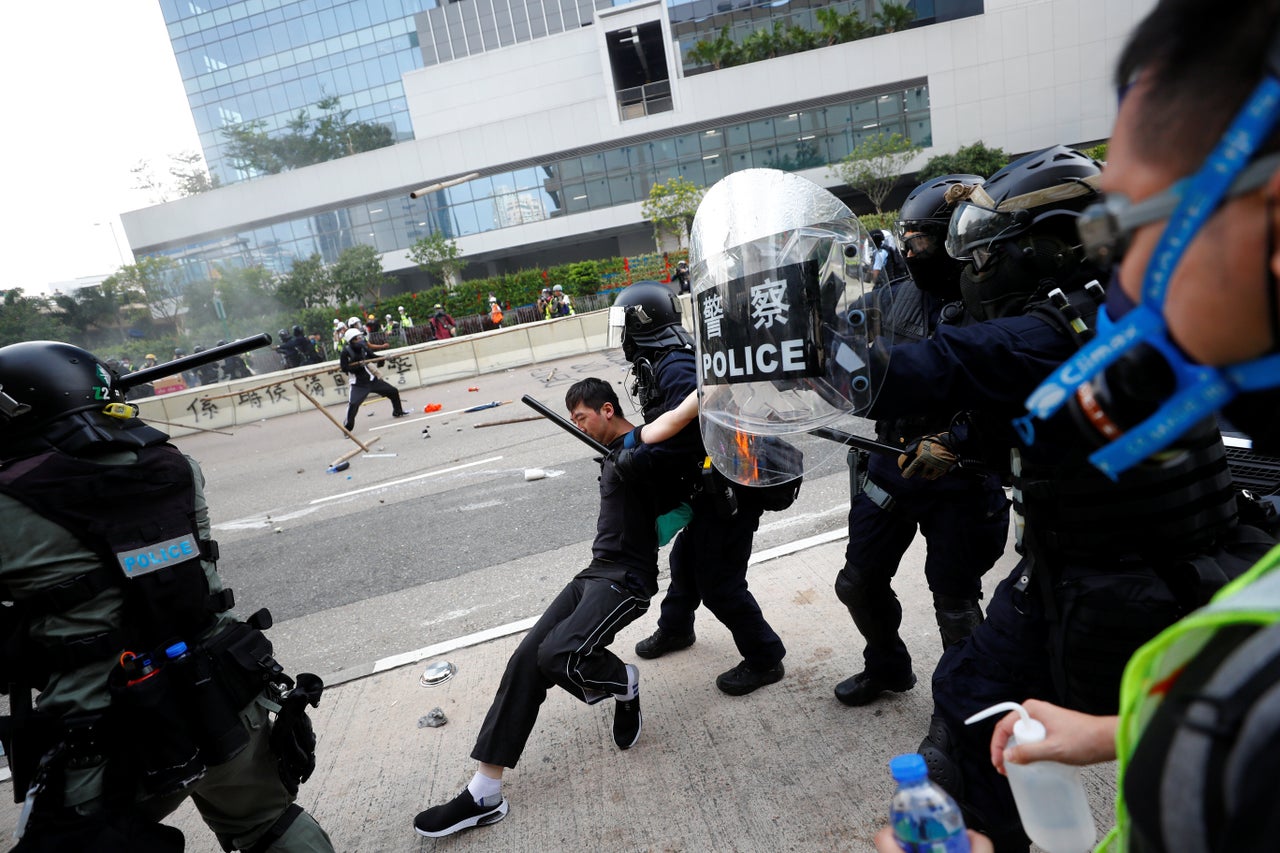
[125,0,1153,289]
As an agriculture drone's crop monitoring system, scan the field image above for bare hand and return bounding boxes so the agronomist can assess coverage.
[988,699,1119,776]
[874,825,994,852]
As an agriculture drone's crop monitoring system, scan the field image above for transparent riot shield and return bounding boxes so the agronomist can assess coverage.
[690,169,891,486]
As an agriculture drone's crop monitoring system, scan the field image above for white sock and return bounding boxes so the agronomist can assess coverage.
[468,771,502,806]
[615,663,639,701]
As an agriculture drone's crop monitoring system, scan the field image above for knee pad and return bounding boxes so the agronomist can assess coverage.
[933,594,984,649]
[918,714,964,802]
[834,564,889,610]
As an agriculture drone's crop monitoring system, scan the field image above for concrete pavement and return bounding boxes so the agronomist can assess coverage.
[159,535,1115,852]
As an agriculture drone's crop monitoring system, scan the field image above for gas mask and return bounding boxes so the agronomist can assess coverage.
[957,232,1082,321]
[1018,83,1280,477]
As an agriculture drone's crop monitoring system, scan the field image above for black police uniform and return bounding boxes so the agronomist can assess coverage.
[836,281,1009,697]
[869,308,1272,850]
[633,346,786,674]
[470,436,671,768]
[292,333,322,365]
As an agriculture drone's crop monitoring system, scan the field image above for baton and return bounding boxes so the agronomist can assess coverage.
[809,426,904,458]
[520,394,610,456]
[118,333,273,391]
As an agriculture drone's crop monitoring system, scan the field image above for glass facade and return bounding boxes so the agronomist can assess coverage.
[416,0,609,66]
[160,0,437,185]
[149,83,931,283]
[668,0,984,73]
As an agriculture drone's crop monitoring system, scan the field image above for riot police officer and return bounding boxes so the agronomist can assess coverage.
[872,148,1274,850]
[0,342,332,851]
[611,282,788,696]
[291,325,323,365]
[832,175,1010,708]
[218,340,254,380]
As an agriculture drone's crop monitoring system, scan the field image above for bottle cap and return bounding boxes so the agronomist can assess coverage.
[888,753,928,783]
[165,641,189,658]
[963,701,1047,744]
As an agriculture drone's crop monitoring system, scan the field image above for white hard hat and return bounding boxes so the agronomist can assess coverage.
[398,305,404,311]
[347,316,361,327]
[552,284,563,292]
[488,296,497,302]
[343,328,363,343]
[332,318,341,326]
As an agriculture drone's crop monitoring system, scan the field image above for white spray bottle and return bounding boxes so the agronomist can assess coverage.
[965,701,1096,853]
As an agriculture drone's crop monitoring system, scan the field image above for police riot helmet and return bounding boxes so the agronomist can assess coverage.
[899,174,985,295]
[607,281,692,362]
[945,146,1102,319]
[947,145,1101,264]
[216,340,227,347]
[278,328,290,340]
[193,344,206,353]
[0,341,164,459]
[292,324,304,337]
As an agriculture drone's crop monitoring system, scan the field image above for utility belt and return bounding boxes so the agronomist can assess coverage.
[850,449,896,513]
[3,610,306,833]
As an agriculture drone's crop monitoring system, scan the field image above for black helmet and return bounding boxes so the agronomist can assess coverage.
[278,328,289,340]
[0,341,164,459]
[292,324,304,337]
[173,347,186,357]
[946,146,1102,320]
[898,174,984,295]
[608,281,692,362]
[193,344,206,353]
[947,145,1101,264]
[216,339,227,347]
[899,174,985,229]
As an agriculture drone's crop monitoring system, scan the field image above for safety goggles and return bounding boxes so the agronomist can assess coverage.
[1076,150,1280,269]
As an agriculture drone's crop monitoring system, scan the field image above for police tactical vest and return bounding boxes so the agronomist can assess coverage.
[0,444,231,679]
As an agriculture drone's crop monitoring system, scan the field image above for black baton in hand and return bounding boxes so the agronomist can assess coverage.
[521,394,610,455]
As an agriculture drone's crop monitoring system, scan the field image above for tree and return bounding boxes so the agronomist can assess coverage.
[222,95,395,178]
[409,232,467,289]
[330,244,388,305]
[829,132,922,214]
[874,1,917,34]
[916,141,1011,183]
[641,176,705,252]
[104,256,183,330]
[685,26,739,70]
[131,151,220,202]
[275,254,333,310]
[815,7,870,45]
[169,150,221,196]
[0,289,75,348]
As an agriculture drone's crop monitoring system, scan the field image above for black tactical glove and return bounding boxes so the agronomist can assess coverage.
[608,447,638,482]
[898,433,959,481]
[269,673,324,795]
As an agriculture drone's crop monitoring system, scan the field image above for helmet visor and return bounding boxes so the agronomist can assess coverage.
[606,306,626,349]
[945,201,1024,260]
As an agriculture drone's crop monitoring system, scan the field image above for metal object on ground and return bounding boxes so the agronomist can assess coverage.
[419,660,456,687]
[418,708,448,728]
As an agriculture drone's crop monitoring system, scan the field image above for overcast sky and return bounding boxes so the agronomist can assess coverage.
[2,2,201,294]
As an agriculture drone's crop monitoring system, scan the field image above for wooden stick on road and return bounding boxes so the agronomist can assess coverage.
[292,382,370,452]
[473,414,544,429]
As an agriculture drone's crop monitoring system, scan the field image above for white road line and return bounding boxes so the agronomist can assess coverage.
[371,528,850,675]
[309,455,504,504]
[374,616,539,673]
[748,528,848,565]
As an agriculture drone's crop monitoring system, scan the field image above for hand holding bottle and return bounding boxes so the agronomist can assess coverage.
[986,699,1118,776]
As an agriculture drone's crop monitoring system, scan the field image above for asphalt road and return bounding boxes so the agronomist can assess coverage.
[175,351,873,681]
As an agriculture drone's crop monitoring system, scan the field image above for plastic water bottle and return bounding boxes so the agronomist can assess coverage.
[888,753,971,853]
[965,702,1096,853]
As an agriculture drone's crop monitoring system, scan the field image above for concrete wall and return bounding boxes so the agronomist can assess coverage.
[139,307,620,438]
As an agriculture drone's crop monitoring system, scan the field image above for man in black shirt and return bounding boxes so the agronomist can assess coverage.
[339,328,406,431]
[413,378,683,839]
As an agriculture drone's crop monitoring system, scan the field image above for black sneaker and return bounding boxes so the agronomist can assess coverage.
[392,409,409,418]
[613,666,642,750]
[634,628,695,659]
[834,670,917,707]
[413,789,508,838]
[716,660,785,696]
